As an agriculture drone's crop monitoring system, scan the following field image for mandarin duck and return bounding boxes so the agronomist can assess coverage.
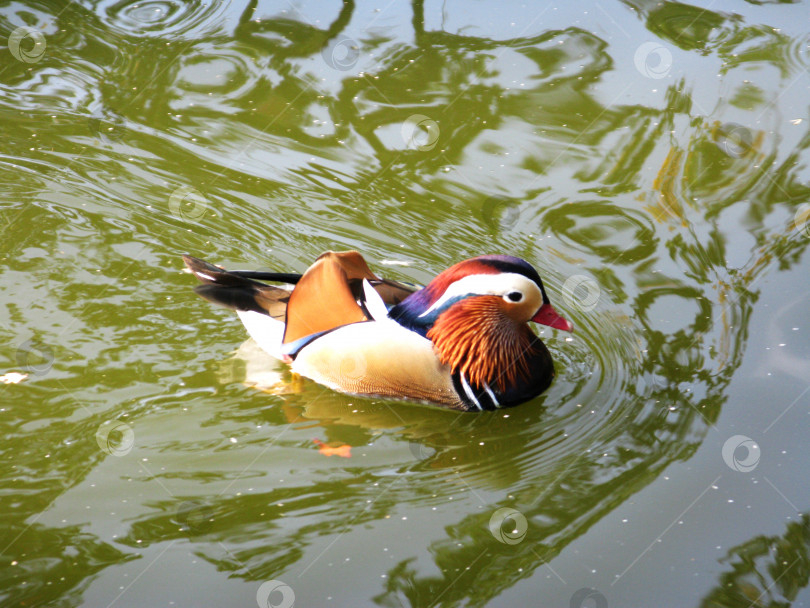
[183,251,572,411]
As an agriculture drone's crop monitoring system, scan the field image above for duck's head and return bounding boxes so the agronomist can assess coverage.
[389,255,572,393]
[390,255,572,335]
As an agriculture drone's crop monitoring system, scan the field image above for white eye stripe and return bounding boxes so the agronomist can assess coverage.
[418,273,539,318]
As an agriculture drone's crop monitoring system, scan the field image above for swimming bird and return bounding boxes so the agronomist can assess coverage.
[183,251,572,411]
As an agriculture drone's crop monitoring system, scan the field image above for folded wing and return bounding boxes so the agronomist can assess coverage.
[183,251,418,345]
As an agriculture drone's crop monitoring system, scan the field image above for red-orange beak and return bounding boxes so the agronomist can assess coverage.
[531,303,573,332]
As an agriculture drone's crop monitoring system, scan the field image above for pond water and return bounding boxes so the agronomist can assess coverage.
[3,1,810,607]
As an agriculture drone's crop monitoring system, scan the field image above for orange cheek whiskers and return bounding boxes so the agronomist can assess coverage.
[427,297,537,392]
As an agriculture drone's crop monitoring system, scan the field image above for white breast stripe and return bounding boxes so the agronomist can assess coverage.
[459,373,482,411]
[362,279,390,322]
[482,381,500,409]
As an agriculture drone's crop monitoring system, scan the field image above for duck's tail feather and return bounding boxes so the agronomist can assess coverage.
[183,255,292,321]
[228,270,302,284]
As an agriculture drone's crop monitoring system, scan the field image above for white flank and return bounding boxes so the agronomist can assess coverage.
[236,310,285,360]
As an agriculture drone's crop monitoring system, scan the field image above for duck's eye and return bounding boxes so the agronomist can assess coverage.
[506,291,523,302]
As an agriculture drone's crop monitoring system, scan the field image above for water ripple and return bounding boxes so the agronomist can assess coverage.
[96,0,228,39]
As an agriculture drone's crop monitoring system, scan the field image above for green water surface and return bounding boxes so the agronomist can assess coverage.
[2,1,810,607]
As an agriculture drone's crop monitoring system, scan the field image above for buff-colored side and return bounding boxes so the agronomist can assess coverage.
[291,320,465,409]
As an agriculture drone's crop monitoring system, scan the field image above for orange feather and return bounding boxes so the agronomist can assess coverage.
[427,296,537,392]
[313,438,352,458]
[283,251,378,344]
